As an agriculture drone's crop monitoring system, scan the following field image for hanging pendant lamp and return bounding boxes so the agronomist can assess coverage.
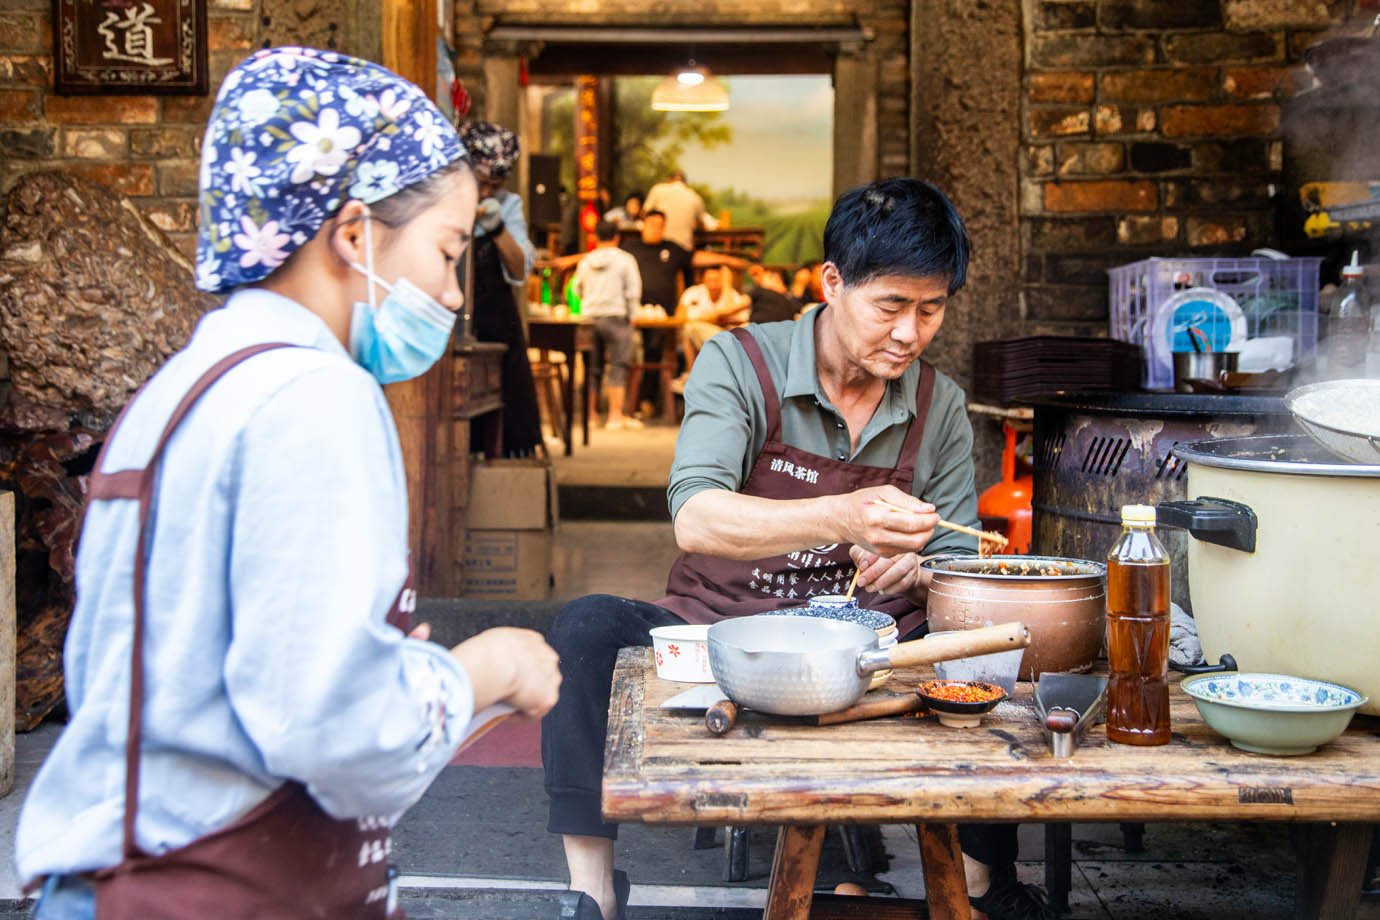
[650,63,730,112]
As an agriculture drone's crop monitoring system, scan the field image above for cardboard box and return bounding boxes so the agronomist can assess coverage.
[460,459,557,599]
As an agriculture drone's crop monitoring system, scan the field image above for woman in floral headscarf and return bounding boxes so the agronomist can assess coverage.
[16,47,560,919]
[457,120,545,457]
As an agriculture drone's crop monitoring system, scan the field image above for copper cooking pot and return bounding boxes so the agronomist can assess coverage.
[921,555,1107,680]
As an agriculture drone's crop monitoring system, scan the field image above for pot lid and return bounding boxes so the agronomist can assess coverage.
[1172,433,1380,477]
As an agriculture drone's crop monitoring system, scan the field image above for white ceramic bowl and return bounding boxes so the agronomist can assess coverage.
[650,625,713,682]
[1181,672,1367,756]
[928,629,1026,695]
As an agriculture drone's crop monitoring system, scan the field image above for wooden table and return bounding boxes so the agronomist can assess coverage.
[603,649,1380,920]
[527,317,595,456]
[629,314,685,424]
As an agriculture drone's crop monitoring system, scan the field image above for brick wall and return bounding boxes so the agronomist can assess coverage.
[0,0,367,258]
[1019,0,1349,336]
[451,0,912,179]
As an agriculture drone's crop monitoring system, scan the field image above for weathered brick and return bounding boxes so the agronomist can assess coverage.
[1191,139,1270,173]
[141,199,199,233]
[211,0,256,10]
[1036,2,1096,29]
[45,94,158,125]
[1031,106,1091,137]
[1118,215,1181,245]
[158,161,202,197]
[1176,178,1272,208]
[1100,67,1218,103]
[161,92,218,125]
[0,14,49,54]
[1024,284,1109,321]
[1091,105,1155,135]
[1099,0,1222,30]
[0,127,54,158]
[131,126,202,159]
[0,88,39,121]
[1045,252,1121,285]
[1029,72,1095,104]
[1186,216,1249,247]
[1020,178,1045,215]
[1129,141,1192,172]
[1026,144,1056,177]
[1222,65,1291,99]
[0,55,52,86]
[1057,141,1124,175]
[209,16,255,51]
[1045,179,1157,211]
[1162,103,1279,137]
[1027,216,1118,250]
[1223,0,1331,30]
[1290,29,1330,58]
[1024,253,1044,283]
[1032,33,1156,68]
[65,163,156,197]
[62,127,128,159]
[1164,30,1282,64]
[1269,139,1282,171]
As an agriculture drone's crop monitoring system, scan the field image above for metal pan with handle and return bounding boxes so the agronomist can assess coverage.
[707,616,1030,717]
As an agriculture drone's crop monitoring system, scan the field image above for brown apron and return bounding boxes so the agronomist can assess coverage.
[659,326,937,637]
[82,343,411,919]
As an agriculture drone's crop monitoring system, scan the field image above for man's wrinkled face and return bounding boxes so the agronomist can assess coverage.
[820,262,949,381]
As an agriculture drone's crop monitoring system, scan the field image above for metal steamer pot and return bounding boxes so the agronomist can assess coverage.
[1159,434,1380,717]
[922,556,1107,680]
[706,617,1030,717]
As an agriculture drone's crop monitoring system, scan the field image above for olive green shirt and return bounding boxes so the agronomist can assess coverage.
[668,307,980,558]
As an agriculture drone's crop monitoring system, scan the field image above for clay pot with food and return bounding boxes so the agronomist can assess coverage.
[920,555,1107,680]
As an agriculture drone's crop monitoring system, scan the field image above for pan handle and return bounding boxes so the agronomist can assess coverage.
[1170,653,1237,675]
[1156,498,1257,553]
[861,621,1030,674]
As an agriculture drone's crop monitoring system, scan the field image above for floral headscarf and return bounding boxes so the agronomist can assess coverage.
[195,46,466,293]
[457,121,519,180]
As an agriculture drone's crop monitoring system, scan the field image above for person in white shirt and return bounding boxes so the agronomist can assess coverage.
[677,265,750,380]
[571,220,644,430]
[17,46,561,919]
[642,170,716,256]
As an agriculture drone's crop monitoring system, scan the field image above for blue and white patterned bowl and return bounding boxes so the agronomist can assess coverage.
[1181,672,1368,756]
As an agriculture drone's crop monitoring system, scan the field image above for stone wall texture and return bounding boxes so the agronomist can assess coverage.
[1017,0,1350,337]
[0,0,366,258]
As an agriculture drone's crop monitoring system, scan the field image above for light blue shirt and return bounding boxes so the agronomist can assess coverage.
[16,289,473,884]
[475,189,535,284]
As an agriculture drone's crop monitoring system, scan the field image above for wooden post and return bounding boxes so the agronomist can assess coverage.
[1295,823,1371,920]
[832,45,878,200]
[0,492,13,796]
[916,823,969,920]
[380,1,456,595]
[764,825,826,919]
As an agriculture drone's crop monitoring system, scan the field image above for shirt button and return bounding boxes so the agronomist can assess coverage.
[837,452,847,460]
[835,421,844,429]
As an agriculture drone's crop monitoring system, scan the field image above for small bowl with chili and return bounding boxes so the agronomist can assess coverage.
[915,679,1008,728]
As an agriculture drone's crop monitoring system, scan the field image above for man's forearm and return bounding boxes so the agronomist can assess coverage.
[673,489,847,560]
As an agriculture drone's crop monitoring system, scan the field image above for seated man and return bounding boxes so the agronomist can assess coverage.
[677,265,751,379]
[542,178,1054,920]
[746,263,803,325]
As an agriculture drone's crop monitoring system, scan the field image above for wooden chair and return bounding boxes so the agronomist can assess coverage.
[527,348,568,445]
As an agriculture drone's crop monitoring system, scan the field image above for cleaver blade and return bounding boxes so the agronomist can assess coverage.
[660,684,729,712]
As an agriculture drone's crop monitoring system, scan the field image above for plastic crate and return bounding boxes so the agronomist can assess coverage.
[1107,256,1322,389]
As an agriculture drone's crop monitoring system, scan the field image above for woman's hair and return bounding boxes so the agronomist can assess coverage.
[368,157,473,229]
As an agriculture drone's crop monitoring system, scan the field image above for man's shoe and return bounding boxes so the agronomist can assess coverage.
[969,867,1058,920]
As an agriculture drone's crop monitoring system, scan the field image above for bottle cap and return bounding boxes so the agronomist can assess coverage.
[1342,251,1364,279]
[1121,504,1156,525]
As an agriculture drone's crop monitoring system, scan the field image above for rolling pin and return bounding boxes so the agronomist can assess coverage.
[705,691,926,735]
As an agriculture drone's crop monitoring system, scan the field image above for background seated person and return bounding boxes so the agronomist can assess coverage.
[604,190,644,230]
[677,265,750,380]
[746,263,803,325]
[542,177,1054,920]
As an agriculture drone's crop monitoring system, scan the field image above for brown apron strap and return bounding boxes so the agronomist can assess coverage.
[104,342,297,860]
[893,360,937,476]
[728,327,783,440]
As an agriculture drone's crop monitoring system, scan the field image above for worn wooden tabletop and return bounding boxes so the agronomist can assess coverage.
[602,647,1380,919]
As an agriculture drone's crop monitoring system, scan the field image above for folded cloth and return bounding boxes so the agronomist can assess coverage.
[1169,602,1204,668]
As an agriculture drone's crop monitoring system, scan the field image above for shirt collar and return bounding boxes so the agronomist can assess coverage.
[781,305,920,425]
[222,287,350,358]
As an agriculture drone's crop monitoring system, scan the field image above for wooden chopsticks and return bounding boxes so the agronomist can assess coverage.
[874,498,1009,548]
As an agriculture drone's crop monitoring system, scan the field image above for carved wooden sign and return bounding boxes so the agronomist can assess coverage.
[54,0,208,95]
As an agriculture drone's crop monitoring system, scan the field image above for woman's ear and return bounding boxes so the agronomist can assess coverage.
[329,199,370,267]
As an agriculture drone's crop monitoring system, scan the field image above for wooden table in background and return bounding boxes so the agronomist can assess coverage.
[527,317,594,456]
[603,649,1380,920]
[630,314,685,424]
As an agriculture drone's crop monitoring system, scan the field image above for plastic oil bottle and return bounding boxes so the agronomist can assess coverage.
[1327,251,1370,377]
[1105,504,1171,746]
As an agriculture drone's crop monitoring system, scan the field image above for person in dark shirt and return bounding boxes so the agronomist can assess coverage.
[746,264,803,325]
[617,210,690,311]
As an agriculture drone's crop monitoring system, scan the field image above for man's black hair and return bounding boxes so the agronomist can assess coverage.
[594,219,618,242]
[642,209,667,221]
[822,178,969,295]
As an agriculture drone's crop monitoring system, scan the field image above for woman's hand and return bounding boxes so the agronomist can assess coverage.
[450,627,562,717]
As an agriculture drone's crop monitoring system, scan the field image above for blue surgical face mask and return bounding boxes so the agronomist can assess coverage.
[348,211,457,385]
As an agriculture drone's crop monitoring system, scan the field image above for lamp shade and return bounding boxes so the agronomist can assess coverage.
[650,66,729,112]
